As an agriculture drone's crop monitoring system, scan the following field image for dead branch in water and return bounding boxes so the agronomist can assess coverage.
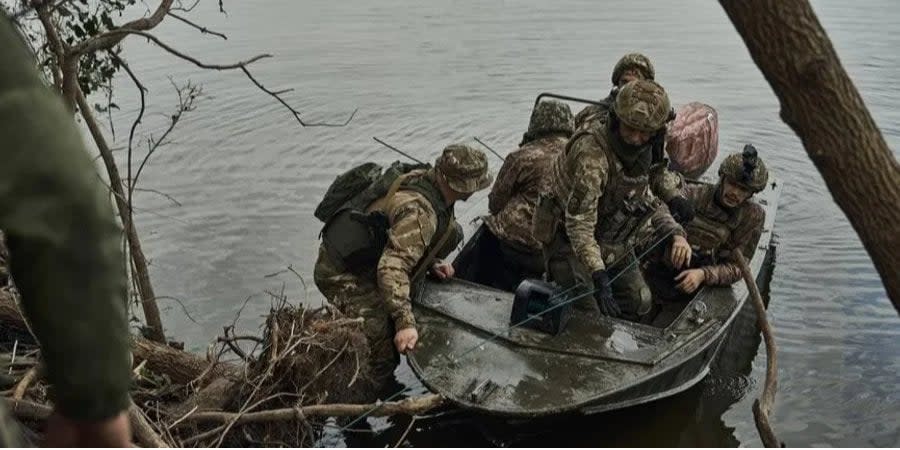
[179,394,443,425]
[734,249,783,447]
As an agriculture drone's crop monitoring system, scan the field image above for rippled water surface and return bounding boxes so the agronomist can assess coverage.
[109,0,899,446]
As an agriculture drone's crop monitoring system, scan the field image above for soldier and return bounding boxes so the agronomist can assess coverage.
[532,79,692,319]
[574,52,655,135]
[0,13,131,446]
[483,100,575,291]
[644,145,769,306]
[314,144,491,390]
[576,53,695,225]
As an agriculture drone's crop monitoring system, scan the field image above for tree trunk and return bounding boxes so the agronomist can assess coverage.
[72,89,166,342]
[720,0,900,313]
[31,1,167,341]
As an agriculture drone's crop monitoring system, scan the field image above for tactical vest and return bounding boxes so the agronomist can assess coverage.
[323,169,454,278]
[557,131,657,246]
[683,184,744,263]
[593,139,656,248]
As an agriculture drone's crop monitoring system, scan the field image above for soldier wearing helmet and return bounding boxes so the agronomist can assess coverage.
[575,52,695,226]
[574,52,655,135]
[644,145,769,307]
[532,79,691,320]
[483,100,575,290]
[314,144,491,391]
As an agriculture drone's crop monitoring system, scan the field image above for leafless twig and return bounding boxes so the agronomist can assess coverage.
[393,416,417,448]
[110,52,146,237]
[131,80,200,192]
[166,11,227,40]
[169,0,200,12]
[134,188,182,207]
[153,295,199,325]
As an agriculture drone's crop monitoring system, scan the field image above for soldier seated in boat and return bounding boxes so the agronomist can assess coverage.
[532,79,692,321]
[314,144,491,391]
[576,52,695,226]
[481,100,575,291]
[644,145,769,318]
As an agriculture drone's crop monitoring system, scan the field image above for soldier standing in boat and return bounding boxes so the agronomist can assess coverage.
[0,12,132,446]
[644,146,769,315]
[574,52,656,135]
[314,144,491,391]
[482,100,575,291]
[532,79,692,320]
[576,52,695,225]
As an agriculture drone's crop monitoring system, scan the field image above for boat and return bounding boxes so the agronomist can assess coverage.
[407,175,781,417]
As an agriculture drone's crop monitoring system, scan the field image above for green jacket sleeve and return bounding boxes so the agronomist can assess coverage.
[0,14,131,421]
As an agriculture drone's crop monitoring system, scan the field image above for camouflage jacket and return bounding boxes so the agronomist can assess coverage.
[575,94,684,204]
[682,183,766,285]
[369,172,446,330]
[0,14,130,421]
[486,135,568,251]
[547,129,684,274]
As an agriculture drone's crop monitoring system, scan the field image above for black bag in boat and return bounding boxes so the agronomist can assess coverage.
[510,279,572,336]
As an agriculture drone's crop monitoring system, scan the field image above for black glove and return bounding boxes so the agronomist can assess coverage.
[667,196,696,224]
[591,270,621,318]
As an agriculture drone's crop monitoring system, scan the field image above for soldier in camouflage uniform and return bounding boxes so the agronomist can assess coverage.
[314,144,491,390]
[574,53,655,135]
[644,145,769,305]
[575,53,695,225]
[532,79,693,319]
[0,13,131,446]
[484,100,575,291]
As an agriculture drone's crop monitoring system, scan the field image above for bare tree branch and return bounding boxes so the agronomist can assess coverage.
[110,52,147,238]
[239,65,359,127]
[169,0,200,13]
[133,188,182,207]
[31,1,65,93]
[154,295,199,325]
[166,11,227,40]
[67,0,174,56]
[132,80,199,191]
[102,28,357,127]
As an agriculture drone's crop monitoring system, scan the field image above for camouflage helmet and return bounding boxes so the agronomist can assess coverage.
[611,53,655,86]
[436,143,493,194]
[613,79,671,132]
[718,144,769,193]
[525,100,575,140]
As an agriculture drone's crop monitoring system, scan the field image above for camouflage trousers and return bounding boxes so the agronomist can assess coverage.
[313,245,399,393]
[543,232,652,318]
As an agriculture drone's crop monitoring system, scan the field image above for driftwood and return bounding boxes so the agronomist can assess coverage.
[735,249,783,447]
[0,289,442,447]
[181,394,444,426]
[128,402,169,448]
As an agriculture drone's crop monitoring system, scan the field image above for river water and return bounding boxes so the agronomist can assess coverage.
[108,0,899,446]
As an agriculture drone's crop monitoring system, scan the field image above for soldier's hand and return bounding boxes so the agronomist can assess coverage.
[394,327,419,353]
[591,270,621,318]
[670,235,692,269]
[674,269,706,293]
[43,410,132,447]
[430,260,455,281]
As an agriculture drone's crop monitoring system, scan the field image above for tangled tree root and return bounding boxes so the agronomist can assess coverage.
[0,290,442,447]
